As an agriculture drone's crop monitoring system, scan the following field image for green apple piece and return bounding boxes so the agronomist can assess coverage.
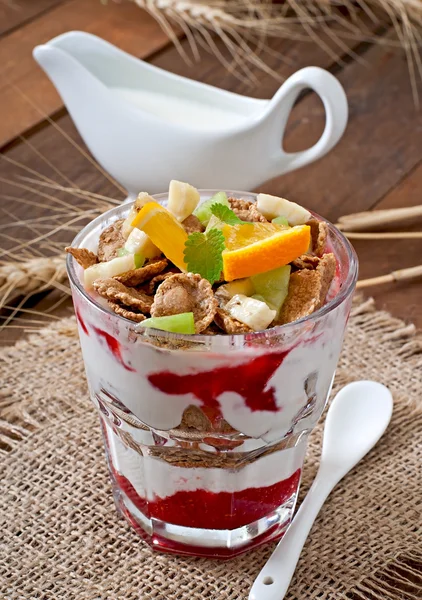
[222,278,255,298]
[84,254,137,289]
[193,191,229,226]
[134,253,145,268]
[225,294,276,331]
[251,265,291,317]
[167,180,200,222]
[257,193,311,225]
[272,215,289,227]
[251,294,267,304]
[117,247,144,267]
[138,312,195,334]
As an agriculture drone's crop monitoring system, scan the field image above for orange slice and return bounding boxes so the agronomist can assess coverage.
[222,223,310,281]
[131,201,188,271]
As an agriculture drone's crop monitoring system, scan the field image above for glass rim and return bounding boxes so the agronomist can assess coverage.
[66,189,358,342]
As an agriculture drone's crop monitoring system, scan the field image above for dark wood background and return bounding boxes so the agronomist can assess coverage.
[1,0,421,344]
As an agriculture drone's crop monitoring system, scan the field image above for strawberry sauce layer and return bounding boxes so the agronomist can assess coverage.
[148,350,290,414]
[114,468,300,530]
[92,326,135,372]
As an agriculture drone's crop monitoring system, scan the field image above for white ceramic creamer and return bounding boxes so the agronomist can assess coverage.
[33,31,348,200]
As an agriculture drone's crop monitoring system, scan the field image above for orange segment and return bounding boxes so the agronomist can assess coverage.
[132,201,188,271]
[222,223,310,281]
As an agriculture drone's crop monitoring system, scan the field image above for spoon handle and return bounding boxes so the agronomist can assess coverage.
[249,471,336,600]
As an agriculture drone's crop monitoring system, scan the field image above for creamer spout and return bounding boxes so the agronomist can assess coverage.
[33,43,105,118]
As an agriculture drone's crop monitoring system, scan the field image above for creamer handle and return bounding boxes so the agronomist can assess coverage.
[268,67,348,177]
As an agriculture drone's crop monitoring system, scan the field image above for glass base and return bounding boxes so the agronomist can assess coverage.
[112,483,298,558]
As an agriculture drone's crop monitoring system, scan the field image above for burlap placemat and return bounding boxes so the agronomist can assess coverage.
[1,297,421,600]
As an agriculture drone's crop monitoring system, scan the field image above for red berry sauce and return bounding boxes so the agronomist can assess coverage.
[92,326,135,372]
[148,350,291,422]
[112,467,300,530]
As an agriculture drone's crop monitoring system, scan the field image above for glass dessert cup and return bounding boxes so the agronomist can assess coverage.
[67,190,358,559]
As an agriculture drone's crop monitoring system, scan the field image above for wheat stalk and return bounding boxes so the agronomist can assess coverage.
[0,256,69,309]
[356,264,422,288]
[131,0,422,96]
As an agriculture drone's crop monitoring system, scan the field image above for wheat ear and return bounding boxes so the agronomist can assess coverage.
[0,256,68,309]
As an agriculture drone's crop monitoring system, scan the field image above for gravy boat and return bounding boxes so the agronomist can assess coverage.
[34,31,348,201]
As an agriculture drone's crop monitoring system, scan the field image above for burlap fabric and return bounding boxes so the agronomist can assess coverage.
[1,297,421,600]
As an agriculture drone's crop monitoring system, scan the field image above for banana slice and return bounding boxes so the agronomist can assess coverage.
[124,228,161,259]
[225,294,276,331]
[256,193,311,225]
[84,254,138,289]
[167,180,200,222]
[121,192,155,239]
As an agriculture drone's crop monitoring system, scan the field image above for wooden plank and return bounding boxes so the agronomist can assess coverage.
[371,162,422,212]
[260,44,422,223]
[0,0,173,148]
[349,161,422,329]
[0,0,65,37]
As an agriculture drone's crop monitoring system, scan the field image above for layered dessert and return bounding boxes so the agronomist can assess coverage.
[66,183,357,557]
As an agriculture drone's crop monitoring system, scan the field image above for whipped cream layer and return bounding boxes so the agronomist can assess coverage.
[105,421,307,499]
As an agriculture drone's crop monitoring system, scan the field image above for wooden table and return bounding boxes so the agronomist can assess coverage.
[1,0,421,344]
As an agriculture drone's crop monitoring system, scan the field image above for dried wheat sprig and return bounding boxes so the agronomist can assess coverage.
[356,264,422,288]
[0,211,103,261]
[344,231,422,239]
[336,205,422,231]
[0,176,91,215]
[131,0,422,89]
[0,194,74,215]
[0,256,68,310]
[18,177,120,208]
[2,305,62,320]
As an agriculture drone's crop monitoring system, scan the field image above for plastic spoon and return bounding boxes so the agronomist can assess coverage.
[249,380,393,600]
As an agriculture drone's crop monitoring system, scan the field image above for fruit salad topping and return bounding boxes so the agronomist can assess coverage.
[66,180,338,335]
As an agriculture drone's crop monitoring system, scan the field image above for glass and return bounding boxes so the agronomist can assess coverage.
[66,190,358,558]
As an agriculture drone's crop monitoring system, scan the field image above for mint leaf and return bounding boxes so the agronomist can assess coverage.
[210,203,246,225]
[184,228,225,285]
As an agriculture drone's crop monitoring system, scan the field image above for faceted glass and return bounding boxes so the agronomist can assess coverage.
[67,191,358,558]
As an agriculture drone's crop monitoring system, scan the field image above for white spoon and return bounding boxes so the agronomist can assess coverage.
[249,380,393,600]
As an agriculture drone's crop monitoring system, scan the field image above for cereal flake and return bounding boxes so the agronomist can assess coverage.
[229,198,267,223]
[307,219,328,256]
[214,307,253,334]
[97,219,126,262]
[182,214,205,234]
[108,302,147,323]
[93,278,153,313]
[115,258,168,287]
[151,273,217,333]
[65,247,98,269]
[291,254,321,270]
[277,253,336,325]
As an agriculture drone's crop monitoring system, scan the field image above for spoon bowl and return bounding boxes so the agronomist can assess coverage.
[321,380,393,479]
[249,380,393,600]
